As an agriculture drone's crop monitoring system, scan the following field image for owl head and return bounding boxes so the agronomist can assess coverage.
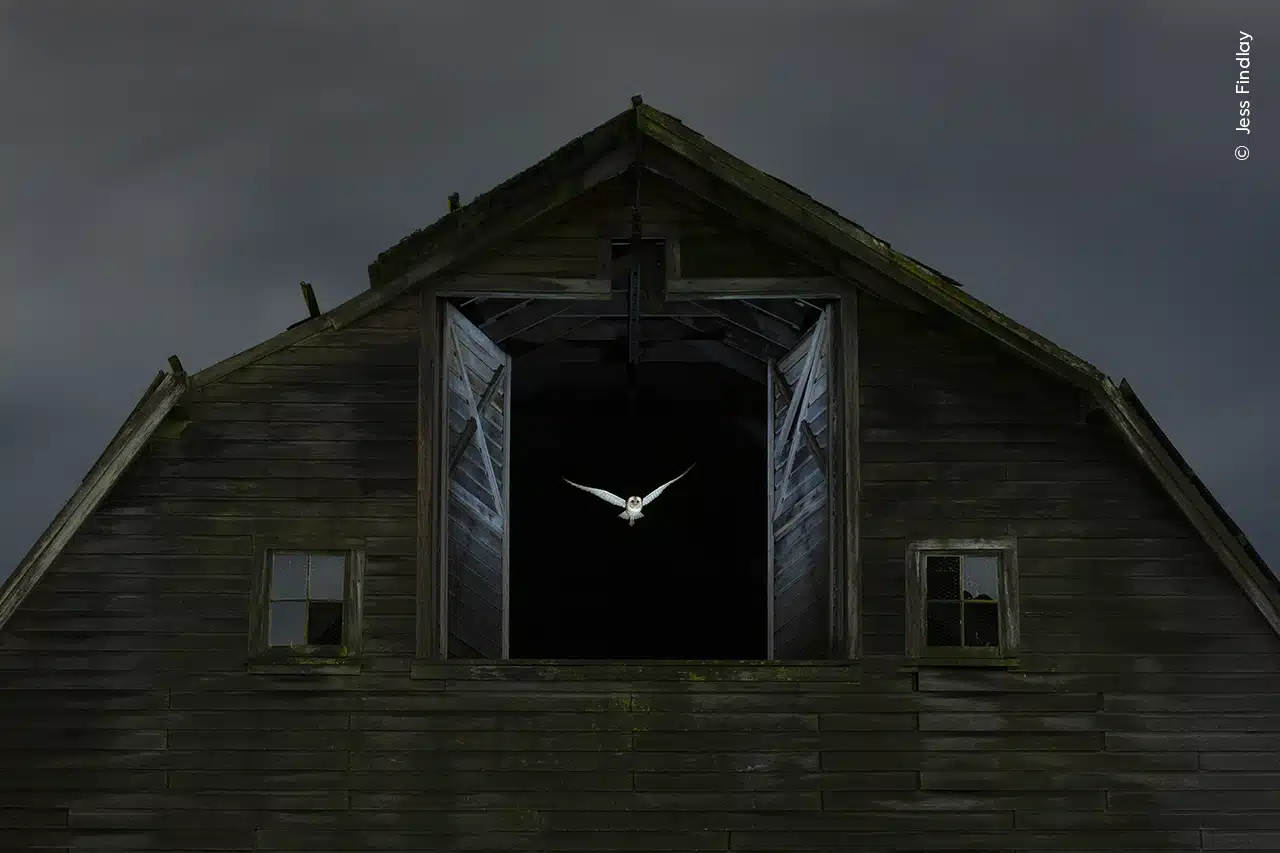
[627,496,643,511]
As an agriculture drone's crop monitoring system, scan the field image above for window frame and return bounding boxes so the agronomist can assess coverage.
[249,536,366,667]
[905,538,1019,665]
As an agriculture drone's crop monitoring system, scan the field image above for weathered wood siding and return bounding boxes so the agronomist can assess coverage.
[855,292,1280,848]
[2,211,1280,850]
[463,175,827,281]
[0,299,420,649]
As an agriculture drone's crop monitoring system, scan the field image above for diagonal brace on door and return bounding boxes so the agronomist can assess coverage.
[769,360,827,473]
[774,312,828,516]
[447,343,507,520]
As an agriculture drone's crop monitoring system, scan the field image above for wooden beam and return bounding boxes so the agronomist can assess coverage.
[627,232,642,370]
[768,360,793,408]
[801,422,826,472]
[669,314,780,364]
[300,281,321,318]
[768,343,829,507]
[667,277,845,300]
[695,299,801,349]
[465,298,532,326]
[507,316,704,348]
[512,360,768,404]
[642,340,766,383]
[435,275,611,299]
[595,221,678,240]
[746,298,809,332]
[482,301,572,343]
[513,334,767,385]
[579,294,716,318]
[473,294,720,322]
[584,317,710,343]
[838,292,860,660]
[509,317,604,355]
[447,364,507,473]
[417,289,443,659]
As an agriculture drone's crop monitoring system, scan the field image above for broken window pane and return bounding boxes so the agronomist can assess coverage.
[269,601,307,646]
[965,601,1000,647]
[308,601,343,645]
[309,554,346,601]
[925,601,962,647]
[962,555,999,601]
[925,555,961,600]
[270,553,308,601]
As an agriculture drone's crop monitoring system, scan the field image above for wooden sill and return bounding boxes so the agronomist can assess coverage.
[410,659,861,682]
[902,656,1020,671]
[248,659,362,675]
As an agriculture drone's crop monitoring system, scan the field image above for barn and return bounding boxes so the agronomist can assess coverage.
[2,96,1278,852]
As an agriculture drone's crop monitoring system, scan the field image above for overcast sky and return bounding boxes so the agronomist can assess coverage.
[1,1,1275,580]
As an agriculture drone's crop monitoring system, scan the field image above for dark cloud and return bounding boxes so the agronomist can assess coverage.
[2,1,1276,576]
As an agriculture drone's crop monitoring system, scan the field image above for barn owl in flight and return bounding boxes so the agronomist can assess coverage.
[563,464,695,526]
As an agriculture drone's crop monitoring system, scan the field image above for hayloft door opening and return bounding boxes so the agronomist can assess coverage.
[432,288,842,662]
[508,359,767,661]
[440,303,513,659]
[767,306,834,660]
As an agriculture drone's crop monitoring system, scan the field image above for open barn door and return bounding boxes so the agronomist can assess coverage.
[766,307,833,660]
[442,303,513,659]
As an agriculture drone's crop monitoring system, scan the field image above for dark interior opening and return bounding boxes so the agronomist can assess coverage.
[509,363,767,659]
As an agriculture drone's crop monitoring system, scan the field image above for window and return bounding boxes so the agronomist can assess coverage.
[905,539,1018,662]
[250,541,364,662]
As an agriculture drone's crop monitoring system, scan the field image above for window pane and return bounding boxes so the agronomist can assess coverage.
[270,553,308,601]
[309,554,346,601]
[308,601,343,645]
[962,555,1000,601]
[925,555,960,600]
[965,601,1000,647]
[925,601,962,647]
[268,601,307,646]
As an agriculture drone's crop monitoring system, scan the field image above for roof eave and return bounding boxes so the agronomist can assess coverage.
[0,367,189,631]
[1096,377,1280,632]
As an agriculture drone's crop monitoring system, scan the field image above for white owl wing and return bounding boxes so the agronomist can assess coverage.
[563,478,628,509]
[641,464,695,505]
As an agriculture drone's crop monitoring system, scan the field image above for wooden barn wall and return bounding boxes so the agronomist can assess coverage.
[463,175,828,280]
[2,248,1280,850]
[0,293,421,849]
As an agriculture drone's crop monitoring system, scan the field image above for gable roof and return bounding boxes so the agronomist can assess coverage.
[2,97,1275,639]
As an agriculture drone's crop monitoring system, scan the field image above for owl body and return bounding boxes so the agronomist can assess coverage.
[562,466,694,527]
[619,497,645,526]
